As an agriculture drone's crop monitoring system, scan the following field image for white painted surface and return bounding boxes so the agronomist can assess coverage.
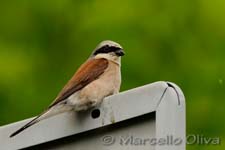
[0,81,185,150]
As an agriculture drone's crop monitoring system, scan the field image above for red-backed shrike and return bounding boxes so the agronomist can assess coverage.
[10,40,125,137]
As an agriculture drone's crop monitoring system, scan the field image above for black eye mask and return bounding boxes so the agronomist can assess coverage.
[94,45,121,55]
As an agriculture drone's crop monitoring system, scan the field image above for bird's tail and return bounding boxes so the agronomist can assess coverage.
[9,112,44,138]
[10,104,72,138]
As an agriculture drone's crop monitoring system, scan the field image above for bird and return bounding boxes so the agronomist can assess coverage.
[10,40,125,138]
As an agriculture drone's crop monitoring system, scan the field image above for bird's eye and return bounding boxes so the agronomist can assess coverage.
[94,45,121,55]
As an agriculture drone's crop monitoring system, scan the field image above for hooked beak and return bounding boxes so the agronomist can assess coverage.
[115,49,125,56]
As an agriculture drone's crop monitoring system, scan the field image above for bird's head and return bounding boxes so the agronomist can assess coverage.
[92,40,125,58]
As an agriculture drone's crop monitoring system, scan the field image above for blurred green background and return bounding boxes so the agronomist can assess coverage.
[0,0,224,149]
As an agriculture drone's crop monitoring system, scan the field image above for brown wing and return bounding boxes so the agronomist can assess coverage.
[48,58,109,108]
